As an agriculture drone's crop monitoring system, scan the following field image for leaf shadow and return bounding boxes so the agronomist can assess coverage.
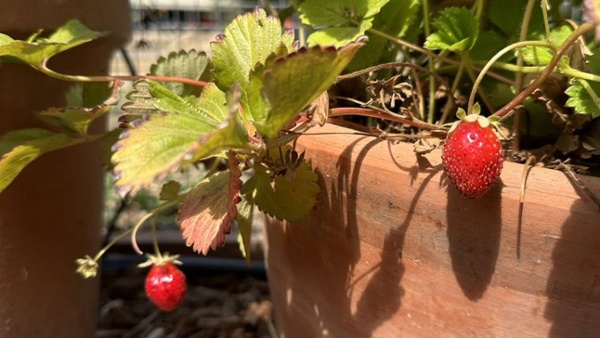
[446,180,503,301]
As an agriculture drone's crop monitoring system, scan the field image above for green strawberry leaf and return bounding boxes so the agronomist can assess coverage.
[299,0,390,47]
[111,84,249,195]
[348,0,420,70]
[519,25,573,66]
[0,19,103,66]
[565,52,600,118]
[257,41,365,138]
[488,0,545,39]
[121,80,228,124]
[0,129,83,193]
[38,105,112,136]
[211,8,295,91]
[39,82,119,135]
[159,180,182,201]
[424,7,479,52]
[65,82,117,108]
[179,154,242,255]
[0,33,13,45]
[242,146,319,222]
[470,30,508,62]
[236,195,254,264]
[149,50,209,97]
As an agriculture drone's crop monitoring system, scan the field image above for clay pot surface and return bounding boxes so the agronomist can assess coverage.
[265,122,600,338]
[0,2,130,337]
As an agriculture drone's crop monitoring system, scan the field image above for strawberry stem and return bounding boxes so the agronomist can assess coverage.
[151,217,163,260]
[131,198,182,255]
[38,60,209,87]
[92,227,135,262]
[491,22,596,120]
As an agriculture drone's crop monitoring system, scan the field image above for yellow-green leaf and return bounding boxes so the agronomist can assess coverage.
[257,41,365,138]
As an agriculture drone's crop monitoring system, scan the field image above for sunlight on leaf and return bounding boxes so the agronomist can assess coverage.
[566,52,600,118]
[150,50,209,96]
[519,25,573,66]
[211,8,295,91]
[0,129,81,193]
[256,41,365,138]
[112,84,249,195]
[348,0,420,70]
[179,155,242,255]
[299,0,389,47]
[0,19,104,66]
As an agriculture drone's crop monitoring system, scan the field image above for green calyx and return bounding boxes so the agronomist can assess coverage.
[448,103,501,136]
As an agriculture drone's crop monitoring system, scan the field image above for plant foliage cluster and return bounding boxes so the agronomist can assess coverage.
[1,0,599,263]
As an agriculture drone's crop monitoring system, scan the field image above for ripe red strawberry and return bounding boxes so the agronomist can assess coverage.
[442,113,503,199]
[140,254,187,311]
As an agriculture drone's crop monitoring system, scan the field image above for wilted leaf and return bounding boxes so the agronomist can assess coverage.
[179,155,242,255]
[307,91,330,126]
[121,81,157,116]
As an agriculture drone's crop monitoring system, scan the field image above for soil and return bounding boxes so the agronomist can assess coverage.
[96,258,274,338]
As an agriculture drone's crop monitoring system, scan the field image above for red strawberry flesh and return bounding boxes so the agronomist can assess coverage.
[442,121,503,199]
[145,263,187,311]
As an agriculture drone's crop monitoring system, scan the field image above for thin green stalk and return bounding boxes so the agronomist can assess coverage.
[38,61,208,87]
[464,54,496,116]
[541,0,551,37]
[470,60,600,82]
[473,0,484,22]
[468,40,553,114]
[367,27,513,83]
[131,198,183,255]
[92,226,135,262]
[150,217,162,259]
[439,56,466,124]
[515,0,537,92]
[493,22,597,119]
[422,0,437,123]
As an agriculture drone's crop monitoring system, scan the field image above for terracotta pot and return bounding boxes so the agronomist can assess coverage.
[0,2,130,337]
[264,122,600,337]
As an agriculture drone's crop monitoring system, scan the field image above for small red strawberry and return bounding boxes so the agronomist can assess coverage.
[139,254,187,311]
[442,110,503,199]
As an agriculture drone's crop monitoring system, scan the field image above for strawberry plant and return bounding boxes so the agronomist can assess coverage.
[1,0,599,289]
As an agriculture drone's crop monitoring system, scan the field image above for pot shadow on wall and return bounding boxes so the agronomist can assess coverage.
[446,181,502,301]
[544,197,600,337]
[266,136,443,337]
